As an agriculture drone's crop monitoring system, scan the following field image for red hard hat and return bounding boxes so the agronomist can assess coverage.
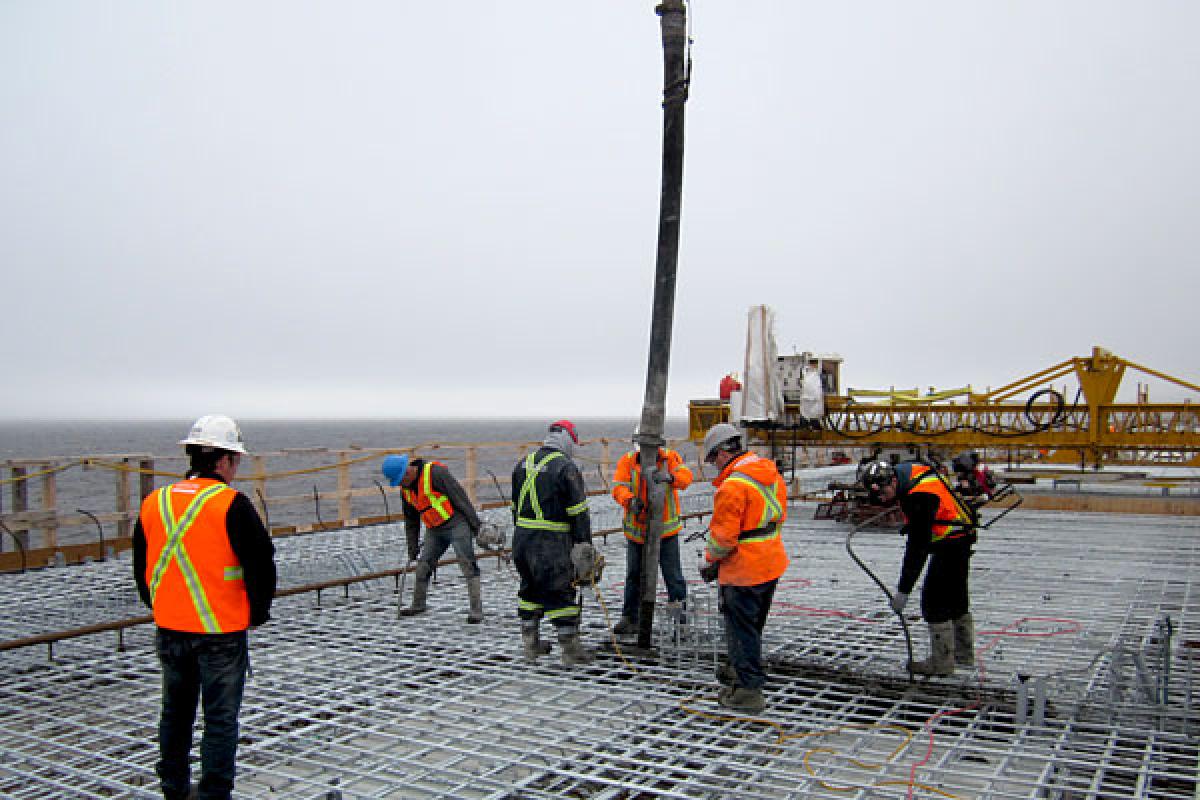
[549,419,579,444]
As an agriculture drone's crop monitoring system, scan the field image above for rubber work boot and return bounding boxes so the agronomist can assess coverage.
[718,686,766,713]
[466,577,484,624]
[953,612,975,667]
[521,627,552,663]
[909,621,956,676]
[398,566,430,617]
[559,633,595,667]
[715,662,737,687]
[612,616,637,636]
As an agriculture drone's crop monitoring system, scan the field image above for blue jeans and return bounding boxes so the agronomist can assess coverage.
[156,628,248,800]
[720,580,778,690]
[621,535,687,621]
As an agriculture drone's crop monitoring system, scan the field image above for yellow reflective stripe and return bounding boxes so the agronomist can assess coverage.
[518,599,544,612]
[147,483,230,634]
[422,463,453,522]
[224,566,244,580]
[706,532,734,559]
[546,606,581,620]
[738,526,781,545]
[518,519,571,532]
[726,473,783,529]
[516,451,564,529]
[566,500,589,516]
[148,483,227,598]
[614,480,634,489]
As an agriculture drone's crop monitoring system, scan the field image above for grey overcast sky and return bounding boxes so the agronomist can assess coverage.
[2,2,1197,420]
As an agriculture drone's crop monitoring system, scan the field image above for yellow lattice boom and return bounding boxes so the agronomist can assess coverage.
[688,347,1200,467]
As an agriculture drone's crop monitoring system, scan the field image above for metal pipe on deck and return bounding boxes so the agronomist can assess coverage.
[635,0,689,651]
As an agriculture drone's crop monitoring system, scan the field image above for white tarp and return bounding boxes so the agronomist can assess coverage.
[738,305,785,422]
[800,362,825,420]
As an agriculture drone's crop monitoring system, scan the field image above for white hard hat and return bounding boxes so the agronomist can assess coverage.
[180,414,248,454]
[702,422,742,463]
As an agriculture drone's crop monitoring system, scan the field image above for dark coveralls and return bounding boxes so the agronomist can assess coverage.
[511,445,593,634]
[894,462,977,625]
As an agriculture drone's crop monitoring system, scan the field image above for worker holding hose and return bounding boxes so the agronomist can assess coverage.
[861,460,977,676]
[610,432,693,635]
[699,423,790,713]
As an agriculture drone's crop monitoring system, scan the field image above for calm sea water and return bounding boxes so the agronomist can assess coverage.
[0,418,688,462]
[0,418,692,548]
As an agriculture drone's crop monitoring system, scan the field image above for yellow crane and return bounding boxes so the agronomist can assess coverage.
[689,347,1200,468]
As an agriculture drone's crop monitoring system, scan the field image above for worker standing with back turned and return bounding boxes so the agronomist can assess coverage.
[384,453,486,624]
[699,423,789,713]
[133,415,277,800]
[511,420,599,666]
[610,433,693,634]
[861,459,977,676]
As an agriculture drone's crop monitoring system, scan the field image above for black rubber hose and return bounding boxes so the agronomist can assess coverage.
[845,509,915,682]
[373,479,389,518]
[76,509,105,562]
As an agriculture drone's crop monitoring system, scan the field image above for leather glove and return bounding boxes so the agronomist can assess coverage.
[652,470,674,485]
[699,562,719,584]
[628,497,646,516]
[890,591,909,614]
[571,542,604,583]
[475,523,505,550]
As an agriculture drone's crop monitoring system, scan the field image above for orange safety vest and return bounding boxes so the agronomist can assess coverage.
[402,461,455,529]
[611,448,694,543]
[907,463,976,542]
[705,453,790,586]
[140,478,250,633]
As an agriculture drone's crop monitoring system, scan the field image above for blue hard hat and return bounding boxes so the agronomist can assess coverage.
[382,454,410,487]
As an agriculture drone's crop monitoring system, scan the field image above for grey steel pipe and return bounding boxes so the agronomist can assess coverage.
[636,0,689,651]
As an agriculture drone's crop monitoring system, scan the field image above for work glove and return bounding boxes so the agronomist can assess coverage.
[475,522,505,551]
[652,470,674,485]
[890,590,909,614]
[699,562,719,584]
[571,542,604,584]
[628,497,646,517]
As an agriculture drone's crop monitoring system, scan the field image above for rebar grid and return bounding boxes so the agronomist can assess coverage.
[1,504,1197,798]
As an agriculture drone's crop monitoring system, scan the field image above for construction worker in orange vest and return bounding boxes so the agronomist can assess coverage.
[133,415,277,800]
[610,435,693,634]
[861,459,978,676]
[699,423,790,713]
[384,453,486,623]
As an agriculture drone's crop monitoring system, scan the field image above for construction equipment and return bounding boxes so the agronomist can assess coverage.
[691,344,1200,468]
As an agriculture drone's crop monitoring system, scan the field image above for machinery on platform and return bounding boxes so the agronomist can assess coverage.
[690,343,1200,469]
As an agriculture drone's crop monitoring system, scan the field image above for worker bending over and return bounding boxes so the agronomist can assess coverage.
[384,453,485,624]
[610,434,693,634]
[700,423,789,713]
[861,460,977,676]
[511,420,599,666]
[133,415,277,800]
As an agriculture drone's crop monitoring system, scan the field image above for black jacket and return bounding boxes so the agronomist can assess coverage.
[133,471,277,628]
[511,446,592,543]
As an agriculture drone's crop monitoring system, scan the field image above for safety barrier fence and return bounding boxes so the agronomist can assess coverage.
[0,436,707,572]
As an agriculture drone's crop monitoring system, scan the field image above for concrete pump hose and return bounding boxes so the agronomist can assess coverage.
[845,509,915,681]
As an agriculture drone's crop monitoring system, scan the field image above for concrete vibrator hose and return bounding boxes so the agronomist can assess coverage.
[845,508,915,682]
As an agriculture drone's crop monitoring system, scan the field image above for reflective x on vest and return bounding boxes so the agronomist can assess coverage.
[516,451,569,532]
[147,483,231,633]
